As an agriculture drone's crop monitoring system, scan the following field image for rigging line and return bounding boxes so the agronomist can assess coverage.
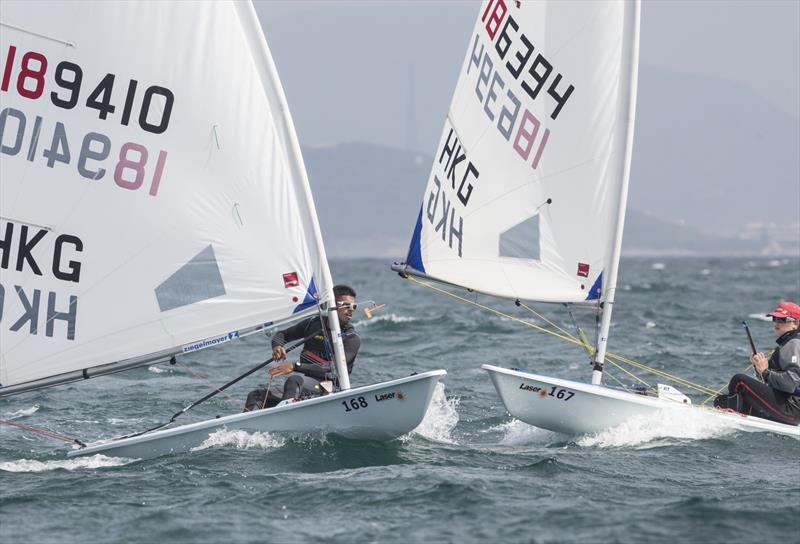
[604,358,653,389]
[175,361,243,407]
[602,367,648,392]
[517,299,598,364]
[0,418,86,447]
[405,274,577,340]
[603,369,627,389]
[603,353,718,395]
[108,335,310,443]
[566,304,597,359]
[517,300,576,344]
[261,372,275,410]
[404,275,716,395]
[521,297,650,389]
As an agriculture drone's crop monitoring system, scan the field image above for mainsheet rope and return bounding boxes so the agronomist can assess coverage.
[403,275,723,397]
[516,299,654,390]
[0,418,86,447]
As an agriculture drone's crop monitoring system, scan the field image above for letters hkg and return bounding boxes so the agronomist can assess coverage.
[438,128,479,206]
[0,222,81,340]
[0,284,77,340]
[426,176,464,258]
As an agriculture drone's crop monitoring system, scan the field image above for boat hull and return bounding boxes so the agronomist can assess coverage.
[68,370,446,459]
[482,365,800,439]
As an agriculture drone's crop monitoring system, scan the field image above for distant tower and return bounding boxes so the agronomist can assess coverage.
[404,64,418,152]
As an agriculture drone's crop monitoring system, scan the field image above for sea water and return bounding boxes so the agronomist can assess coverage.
[1,257,798,543]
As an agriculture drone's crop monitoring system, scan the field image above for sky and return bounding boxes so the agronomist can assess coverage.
[255,0,800,152]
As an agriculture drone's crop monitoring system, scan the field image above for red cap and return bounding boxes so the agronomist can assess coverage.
[766,301,800,321]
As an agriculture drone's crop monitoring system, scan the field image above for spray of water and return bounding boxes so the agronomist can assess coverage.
[409,382,459,444]
[191,429,286,451]
[576,408,737,448]
[491,419,561,446]
[6,405,40,419]
[353,313,418,329]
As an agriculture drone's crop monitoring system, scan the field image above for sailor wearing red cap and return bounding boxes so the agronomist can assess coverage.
[714,301,800,425]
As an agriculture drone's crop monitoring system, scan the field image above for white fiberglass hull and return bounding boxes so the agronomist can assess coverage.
[482,365,800,440]
[68,370,446,460]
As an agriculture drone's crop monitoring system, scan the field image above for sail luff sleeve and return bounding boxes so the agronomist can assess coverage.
[593,0,641,369]
[233,2,350,389]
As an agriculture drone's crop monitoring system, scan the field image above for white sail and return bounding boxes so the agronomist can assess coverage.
[402,0,640,304]
[0,1,333,392]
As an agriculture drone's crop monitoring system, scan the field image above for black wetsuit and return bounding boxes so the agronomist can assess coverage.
[714,329,800,424]
[244,316,360,411]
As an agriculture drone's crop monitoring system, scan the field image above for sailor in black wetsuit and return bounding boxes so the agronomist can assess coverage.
[714,301,800,425]
[244,285,361,411]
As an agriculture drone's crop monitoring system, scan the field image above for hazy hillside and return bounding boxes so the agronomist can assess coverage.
[631,66,800,236]
[304,142,785,259]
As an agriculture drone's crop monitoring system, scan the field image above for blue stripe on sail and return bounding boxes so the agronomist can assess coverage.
[293,277,319,313]
[585,272,603,301]
[405,206,426,273]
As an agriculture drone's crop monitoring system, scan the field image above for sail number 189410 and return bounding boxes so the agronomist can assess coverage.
[1,44,172,197]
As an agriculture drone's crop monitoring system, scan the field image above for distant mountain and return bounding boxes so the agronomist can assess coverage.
[622,210,762,256]
[304,142,794,259]
[630,65,799,237]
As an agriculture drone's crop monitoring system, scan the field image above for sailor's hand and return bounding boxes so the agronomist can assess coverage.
[268,362,294,376]
[272,345,287,361]
[751,352,768,374]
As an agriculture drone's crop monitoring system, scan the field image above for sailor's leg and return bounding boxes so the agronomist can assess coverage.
[299,376,324,397]
[713,374,747,411]
[244,387,283,411]
[281,375,305,400]
[730,374,799,424]
[244,388,266,412]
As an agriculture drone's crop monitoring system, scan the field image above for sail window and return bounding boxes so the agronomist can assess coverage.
[499,214,540,260]
[155,245,226,312]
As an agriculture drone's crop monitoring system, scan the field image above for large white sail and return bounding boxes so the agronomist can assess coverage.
[0,2,333,392]
[402,0,639,304]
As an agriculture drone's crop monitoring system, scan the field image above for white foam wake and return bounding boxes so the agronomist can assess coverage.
[491,419,561,446]
[410,382,459,444]
[0,454,133,473]
[354,313,418,328]
[6,405,40,419]
[576,408,737,448]
[191,429,286,451]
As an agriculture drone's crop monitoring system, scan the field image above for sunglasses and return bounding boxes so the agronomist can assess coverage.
[336,301,358,311]
[772,316,795,323]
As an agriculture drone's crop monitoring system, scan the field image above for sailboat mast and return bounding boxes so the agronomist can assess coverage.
[592,0,641,385]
